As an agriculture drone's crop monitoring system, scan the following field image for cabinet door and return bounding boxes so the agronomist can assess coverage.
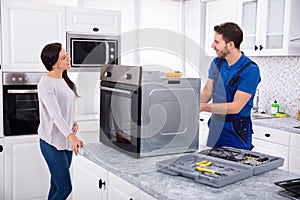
[0,139,4,200]
[252,138,289,170]
[4,135,50,200]
[72,155,108,200]
[107,172,139,200]
[204,0,238,56]
[289,133,300,175]
[199,112,211,147]
[1,1,66,72]
[238,0,294,56]
[252,125,290,171]
[66,7,121,35]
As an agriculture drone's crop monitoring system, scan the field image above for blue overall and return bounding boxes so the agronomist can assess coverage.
[206,55,260,150]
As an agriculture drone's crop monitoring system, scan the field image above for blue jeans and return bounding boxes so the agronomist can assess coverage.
[40,139,73,200]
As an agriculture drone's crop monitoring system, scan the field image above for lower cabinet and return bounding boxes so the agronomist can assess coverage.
[289,133,300,175]
[72,155,157,200]
[252,125,290,171]
[4,135,50,200]
[72,155,108,200]
[199,112,211,147]
[107,172,139,200]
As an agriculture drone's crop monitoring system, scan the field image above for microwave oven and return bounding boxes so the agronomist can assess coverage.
[66,33,119,68]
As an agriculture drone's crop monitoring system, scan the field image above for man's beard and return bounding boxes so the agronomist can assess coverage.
[217,46,230,58]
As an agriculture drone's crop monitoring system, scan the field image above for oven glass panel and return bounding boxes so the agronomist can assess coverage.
[72,40,107,66]
[3,85,40,136]
[100,82,140,154]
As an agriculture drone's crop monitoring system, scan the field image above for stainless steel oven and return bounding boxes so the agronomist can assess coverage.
[3,72,43,136]
[100,65,201,158]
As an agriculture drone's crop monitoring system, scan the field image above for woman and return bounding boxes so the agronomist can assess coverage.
[38,42,83,200]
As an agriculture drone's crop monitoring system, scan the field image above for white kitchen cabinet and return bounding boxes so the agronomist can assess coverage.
[199,112,211,147]
[0,138,4,200]
[204,0,238,56]
[107,172,140,200]
[72,155,108,200]
[66,6,121,35]
[252,125,290,170]
[1,0,66,72]
[288,133,300,175]
[4,135,50,200]
[237,0,300,56]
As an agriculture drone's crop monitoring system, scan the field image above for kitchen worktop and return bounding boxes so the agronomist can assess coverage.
[79,142,299,200]
[252,116,300,134]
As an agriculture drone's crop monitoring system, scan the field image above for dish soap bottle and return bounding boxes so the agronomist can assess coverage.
[271,100,280,116]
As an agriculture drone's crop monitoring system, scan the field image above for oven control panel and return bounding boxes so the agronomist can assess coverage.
[3,72,44,85]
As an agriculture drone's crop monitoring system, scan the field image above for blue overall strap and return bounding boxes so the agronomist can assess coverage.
[213,58,224,81]
[228,61,257,86]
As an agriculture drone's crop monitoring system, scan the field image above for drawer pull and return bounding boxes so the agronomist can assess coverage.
[265,133,270,137]
[0,145,3,152]
[199,118,204,121]
[98,179,106,189]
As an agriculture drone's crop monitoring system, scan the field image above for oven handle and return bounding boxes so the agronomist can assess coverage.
[7,89,38,94]
[100,86,131,95]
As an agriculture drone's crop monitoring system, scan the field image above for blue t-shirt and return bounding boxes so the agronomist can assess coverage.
[208,53,261,117]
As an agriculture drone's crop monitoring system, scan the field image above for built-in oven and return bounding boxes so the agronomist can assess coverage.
[67,33,119,68]
[100,65,201,158]
[3,72,44,136]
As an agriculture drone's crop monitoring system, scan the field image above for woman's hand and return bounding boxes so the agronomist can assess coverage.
[72,122,78,134]
[67,133,83,155]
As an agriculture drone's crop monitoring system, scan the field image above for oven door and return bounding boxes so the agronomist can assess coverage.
[100,81,141,157]
[3,85,39,136]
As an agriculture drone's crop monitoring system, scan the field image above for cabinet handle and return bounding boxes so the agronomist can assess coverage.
[98,179,106,189]
[265,133,270,137]
[0,145,3,152]
[254,45,258,51]
[129,198,133,200]
[259,45,263,51]
[199,118,204,121]
[93,27,100,32]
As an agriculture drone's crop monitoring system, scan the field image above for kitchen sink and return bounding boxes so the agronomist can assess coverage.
[251,112,278,120]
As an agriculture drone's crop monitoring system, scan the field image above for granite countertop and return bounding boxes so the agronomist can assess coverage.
[79,143,299,200]
[252,116,300,134]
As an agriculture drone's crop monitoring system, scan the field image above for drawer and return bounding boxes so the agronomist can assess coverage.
[253,126,290,146]
[290,133,300,147]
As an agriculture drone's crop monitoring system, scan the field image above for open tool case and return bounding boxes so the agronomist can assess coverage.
[157,147,284,188]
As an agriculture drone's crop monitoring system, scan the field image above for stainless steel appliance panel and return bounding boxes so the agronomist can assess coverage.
[100,66,200,158]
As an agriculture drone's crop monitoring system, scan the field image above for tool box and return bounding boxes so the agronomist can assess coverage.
[156,147,284,188]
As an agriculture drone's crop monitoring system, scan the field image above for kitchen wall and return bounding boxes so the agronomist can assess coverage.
[250,56,300,118]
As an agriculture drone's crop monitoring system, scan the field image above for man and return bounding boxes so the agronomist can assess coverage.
[200,22,261,150]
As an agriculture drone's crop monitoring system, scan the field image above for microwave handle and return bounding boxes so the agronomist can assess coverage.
[7,89,38,94]
[100,86,131,95]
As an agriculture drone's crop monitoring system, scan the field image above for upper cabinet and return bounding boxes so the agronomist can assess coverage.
[204,0,238,56]
[237,0,300,56]
[66,7,121,35]
[204,0,300,56]
[1,0,66,72]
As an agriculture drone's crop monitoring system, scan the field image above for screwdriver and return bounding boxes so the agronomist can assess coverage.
[195,167,227,176]
[195,160,213,166]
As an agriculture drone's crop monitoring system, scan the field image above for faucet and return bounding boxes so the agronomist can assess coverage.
[252,89,259,113]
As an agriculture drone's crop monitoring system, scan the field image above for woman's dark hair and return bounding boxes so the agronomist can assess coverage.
[40,42,79,97]
[214,22,243,49]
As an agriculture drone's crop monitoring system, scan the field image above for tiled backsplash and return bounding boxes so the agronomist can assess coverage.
[250,56,300,118]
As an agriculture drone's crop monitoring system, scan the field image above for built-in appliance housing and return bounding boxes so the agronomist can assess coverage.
[3,72,43,136]
[67,33,119,69]
[100,65,201,158]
